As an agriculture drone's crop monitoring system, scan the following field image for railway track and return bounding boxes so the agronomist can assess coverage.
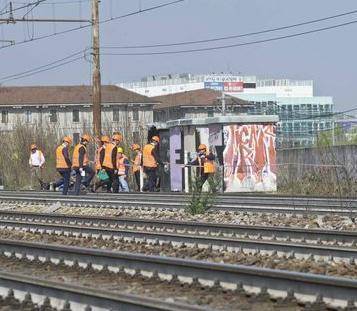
[0,191,356,214]
[0,211,357,260]
[0,238,356,308]
[0,270,207,311]
[1,192,357,309]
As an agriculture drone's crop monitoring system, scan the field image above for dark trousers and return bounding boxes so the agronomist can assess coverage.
[134,170,140,191]
[200,173,209,187]
[198,173,215,192]
[103,167,115,192]
[144,167,157,192]
[74,166,95,195]
[55,169,71,195]
[112,173,119,193]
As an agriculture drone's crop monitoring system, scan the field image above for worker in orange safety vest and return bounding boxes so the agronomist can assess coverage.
[54,136,72,195]
[99,133,121,192]
[142,136,161,192]
[116,147,130,192]
[131,144,142,191]
[91,135,109,192]
[72,134,94,195]
[189,144,216,190]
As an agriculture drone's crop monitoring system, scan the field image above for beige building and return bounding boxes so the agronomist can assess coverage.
[0,85,157,143]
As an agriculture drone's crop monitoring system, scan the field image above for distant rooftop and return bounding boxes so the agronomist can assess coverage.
[0,85,157,106]
[119,73,313,89]
[153,89,251,110]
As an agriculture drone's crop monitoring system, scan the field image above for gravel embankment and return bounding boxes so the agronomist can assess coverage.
[1,229,356,279]
[0,254,305,311]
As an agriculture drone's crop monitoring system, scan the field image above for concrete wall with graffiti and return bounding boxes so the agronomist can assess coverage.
[223,124,277,192]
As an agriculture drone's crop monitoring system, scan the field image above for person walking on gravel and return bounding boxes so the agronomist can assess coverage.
[28,144,45,190]
[189,144,216,190]
[72,134,95,195]
[131,144,142,191]
[142,136,161,192]
[99,134,120,192]
[54,136,72,195]
[116,147,130,192]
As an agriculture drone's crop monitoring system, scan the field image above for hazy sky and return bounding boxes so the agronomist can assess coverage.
[0,0,356,110]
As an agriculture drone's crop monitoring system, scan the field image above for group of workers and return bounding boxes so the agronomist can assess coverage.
[29,133,216,195]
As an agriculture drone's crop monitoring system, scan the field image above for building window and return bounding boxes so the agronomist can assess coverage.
[49,109,57,123]
[73,133,80,144]
[1,111,8,124]
[132,108,139,121]
[25,110,32,123]
[73,109,80,122]
[208,110,214,117]
[113,107,120,122]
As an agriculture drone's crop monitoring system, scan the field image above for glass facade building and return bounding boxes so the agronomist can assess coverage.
[236,94,334,148]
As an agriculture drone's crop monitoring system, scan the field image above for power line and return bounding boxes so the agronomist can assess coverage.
[100,0,184,25]
[22,0,42,19]
[0,2,8,14]
[0,49,86,82]
[14,0,90,5]
[100,19,357,56]
[101,8,357,49]
[0,55,84,82]
[0,0,47,17]
[0,0,183,51]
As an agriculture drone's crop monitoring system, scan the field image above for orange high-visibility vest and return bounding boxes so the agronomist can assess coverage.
[117,155,128,175]
[95,146,103,170]
[56,145,70,169]
[132,152,142,173]
[72,143,89,168]
[198,152,216,174]
[143,144,157,168]
[102,143,115,169]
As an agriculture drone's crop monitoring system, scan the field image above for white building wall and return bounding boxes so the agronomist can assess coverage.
[244,85,313,97]
[123,82,204,97]
[0,104,154,137]
[119,75,314,98]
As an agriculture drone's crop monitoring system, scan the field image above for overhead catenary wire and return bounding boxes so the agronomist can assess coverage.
[2,3,356,86]
[14,0,90,4]
[0,0,184,51]
[0,49,86,82]
[0,0,47,16]
[100,19,357,56]
[22,0,43,19]
[1,55,84,81]
[101,8,357,49]
[0,52,85,82]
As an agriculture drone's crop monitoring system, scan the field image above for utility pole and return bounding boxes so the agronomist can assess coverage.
[92,0,101,137]
[221,91,226,116]
[216,91,226,116]
[0,1,95,130]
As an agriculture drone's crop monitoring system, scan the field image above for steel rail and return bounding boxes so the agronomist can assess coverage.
[0,191,357,207]
[0,271,207,311]
[2,189,357,200]
[1,218,356,259]
[0,239,357,303]
[1,210,356,245]
[1,190,357,208]
[0,194,356,215]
